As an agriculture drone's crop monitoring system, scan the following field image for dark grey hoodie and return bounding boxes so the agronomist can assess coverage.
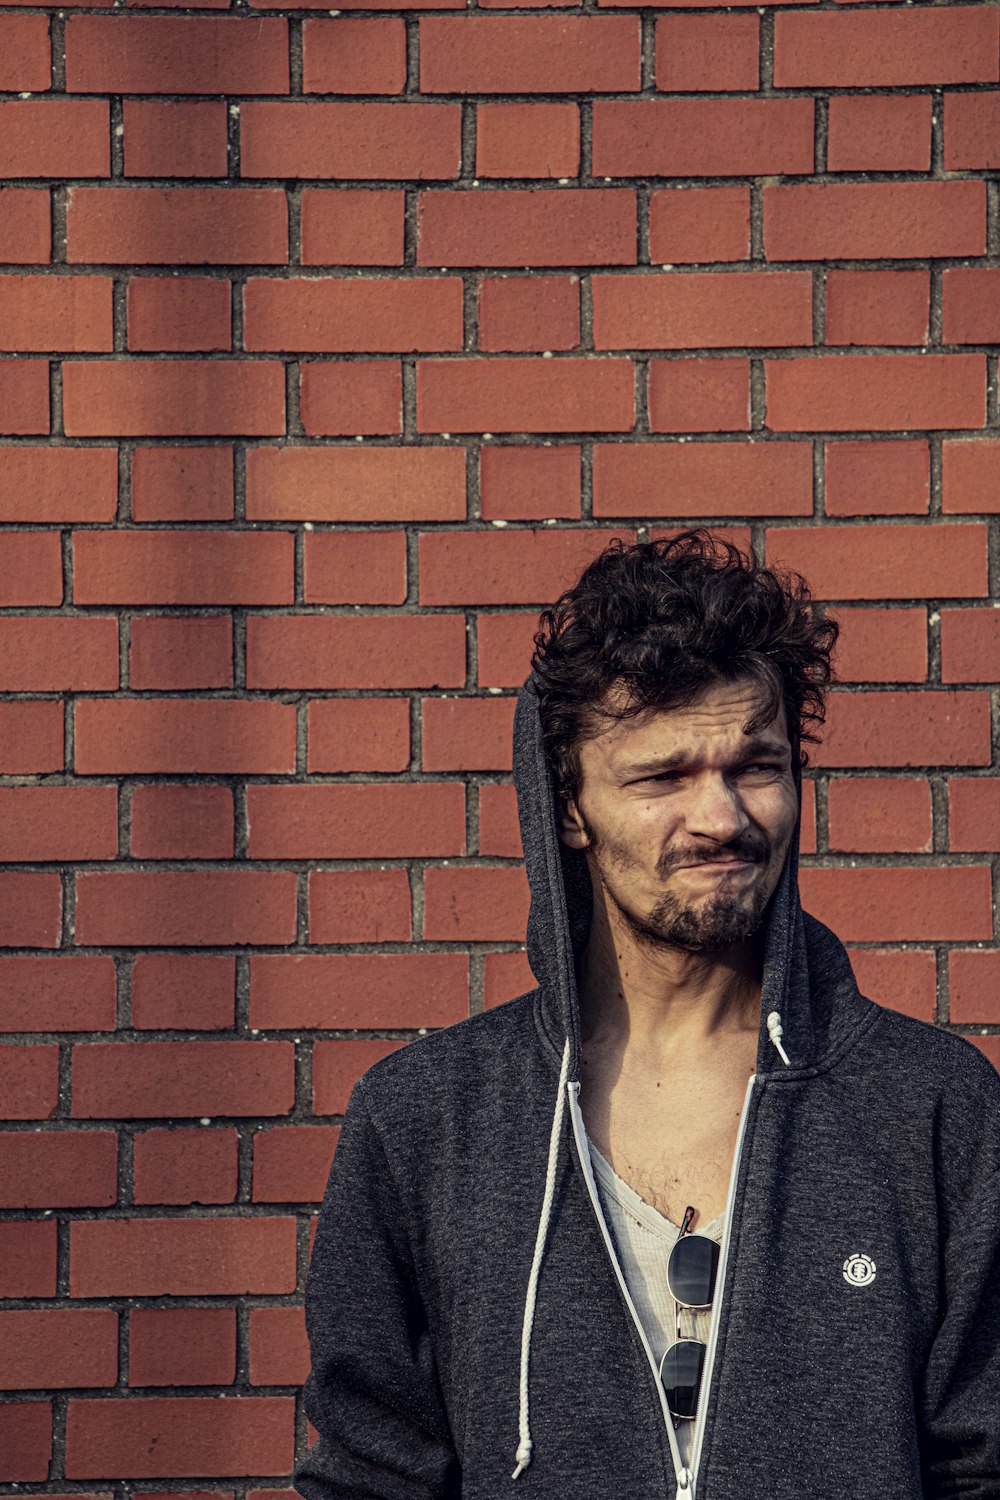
[297,677,1000,1500]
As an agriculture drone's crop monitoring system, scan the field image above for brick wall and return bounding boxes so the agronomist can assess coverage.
[0,0,997,1489]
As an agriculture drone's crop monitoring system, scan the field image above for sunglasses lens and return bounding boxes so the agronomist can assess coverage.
[667,1233,719,1308]
[659,1338,705,1420]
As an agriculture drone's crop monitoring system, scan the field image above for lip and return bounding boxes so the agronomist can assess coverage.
[675,859,756,871]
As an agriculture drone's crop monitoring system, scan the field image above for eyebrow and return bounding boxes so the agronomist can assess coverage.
[619,737,791,778]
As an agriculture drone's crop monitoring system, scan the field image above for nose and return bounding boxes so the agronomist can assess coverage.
[683,774,750,845]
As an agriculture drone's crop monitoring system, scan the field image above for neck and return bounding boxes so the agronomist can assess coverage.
[577,884,763,1053]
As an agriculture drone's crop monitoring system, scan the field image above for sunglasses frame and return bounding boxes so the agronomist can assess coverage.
[659,1221,721,1422]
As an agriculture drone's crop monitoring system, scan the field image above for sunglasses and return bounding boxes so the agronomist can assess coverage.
[658,1206,720,1421]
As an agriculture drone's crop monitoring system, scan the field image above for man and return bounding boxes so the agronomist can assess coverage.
[297,532,1000,1499]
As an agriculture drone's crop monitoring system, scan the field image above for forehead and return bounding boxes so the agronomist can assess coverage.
[580,678,790,776]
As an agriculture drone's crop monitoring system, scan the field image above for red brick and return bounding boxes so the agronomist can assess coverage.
[300,361,401,436]
[824,442,929,518]
[253,1125,339,1203]
[949,949,1000,1024]
[773,8,999,87]
[132,446,233,522]
[71,1218,296,1298]
[765,355,985,433]
[247,614,466,689]
[73,1040,293,1119]
[827,95,931,173]
[0,786,116,862]
[128,277,230,354]
[0,532,61,605]
[592,98,813,178]
[945,91,1000,170]
[304,17,405,93]
[309,869,413,945]
[247,783,466,858]
[129,615,233,691]
[417,357,634,434]
[250,0,461,10]
[480,445,580,520]
[593,443,812,518]
[0,874,60,947]
[765,182,984,262]
[0,1131,117,1208]
[420,528,629,605]
[249,1308,309,1387]
[949,778,1000,853]
[0,447,116,523]
[307,698,410,773]
[942,441,1000,515]
[655,14,758,91]
[0,703,63,774]
[422,696,515,771]
[479,277,579,353]
[1,1311,117,1390]
[241,101,460,180]
[130,785,233,860]
[832,607,927,684]
[0,101,109,178]
[75,530,291,607]
[124,101,228,178]
[0,1045,58,1120]
[75,871,296,947]
[65,1397,295,1480]
[648,358,750,433]
[421,16,638,91]
[827,776,931,854]
[941,608,1000,684]
[131,954,235,1032]
[825,271,928,349]
[248,448,462,522]
[67,188,285,266]
[594,271,810,351]
[424,866,530,941]
[943,269,1000,346]
[250,953,467,1029]
[479,783,521,857]
[75,700,295,775]
[63,361,285,439]
[245,277,461,354]
[477,613,536,688]
[66,16,288,92]
[0,618,116,691]
[0,359,49,435]
[649,187,749,265]
[0,1402,51,1481]
[0,13,49,89]
[815,690,989,770]
[765,523,987,601]
[420,189,633,269]
[799,865,991,943]
[847,948,936,1024]
[476,104,579,179]
[0,957,113,1033]
[130,1309,235,1388]
[312,1039,407,1115]
[0,1220,58,1297]
[133,1127,238,1206]
[484,950,534,1007]
[304,532,409,605]
[0,188,50,264]
[799,780,817,855]
[0,275,111,353]
[301,190,405,266]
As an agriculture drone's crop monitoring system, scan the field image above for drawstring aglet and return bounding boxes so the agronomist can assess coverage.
[766,1010,791,1067]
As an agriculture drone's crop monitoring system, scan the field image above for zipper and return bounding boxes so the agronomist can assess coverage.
[567,1074,757,1500]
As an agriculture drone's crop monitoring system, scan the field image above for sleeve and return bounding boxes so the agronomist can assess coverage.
[294,1080,461,1500]
[919,1166,1000,1498]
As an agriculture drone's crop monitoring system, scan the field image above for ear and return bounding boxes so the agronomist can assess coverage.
[556,796,590,850]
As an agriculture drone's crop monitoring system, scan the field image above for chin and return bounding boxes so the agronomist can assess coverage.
[627,891,769,953]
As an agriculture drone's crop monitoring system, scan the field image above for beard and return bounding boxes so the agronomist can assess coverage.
[584,821,776,954]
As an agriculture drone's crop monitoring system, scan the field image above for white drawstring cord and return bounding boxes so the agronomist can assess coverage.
[766,1010,791,1067]
[511,1035,571,1480]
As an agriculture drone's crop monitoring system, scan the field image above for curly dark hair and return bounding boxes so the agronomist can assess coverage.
[531,530,838,799]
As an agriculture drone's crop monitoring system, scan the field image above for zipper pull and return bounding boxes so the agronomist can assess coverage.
[677,1466,694,1493]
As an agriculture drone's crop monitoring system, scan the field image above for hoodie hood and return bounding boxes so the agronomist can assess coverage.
[513,672,862,1081]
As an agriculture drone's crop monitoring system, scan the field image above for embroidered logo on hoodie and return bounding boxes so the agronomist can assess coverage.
[843,1253,877,1287]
